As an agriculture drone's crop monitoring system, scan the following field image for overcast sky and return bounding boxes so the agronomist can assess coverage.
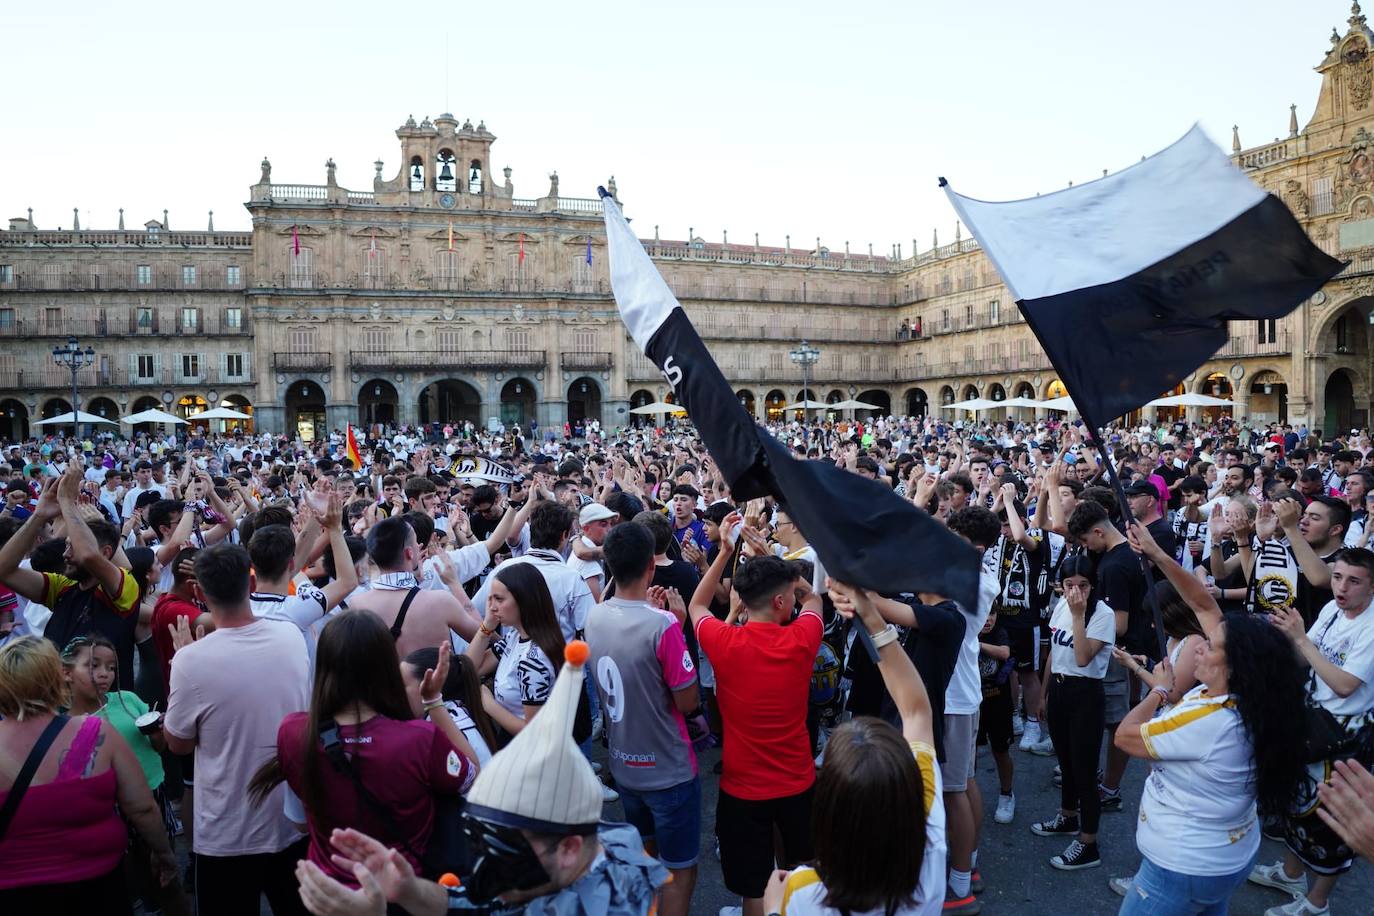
[3,1,1347,253]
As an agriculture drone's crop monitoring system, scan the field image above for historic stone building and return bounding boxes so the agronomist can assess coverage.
[2,3,1373,440]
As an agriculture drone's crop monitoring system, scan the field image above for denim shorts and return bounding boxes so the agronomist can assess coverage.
[618,776,701,869]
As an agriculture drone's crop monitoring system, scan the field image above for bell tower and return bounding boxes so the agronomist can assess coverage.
[1305,2,1374,138]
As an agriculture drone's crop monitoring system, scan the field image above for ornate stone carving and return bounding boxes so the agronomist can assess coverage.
[1335,127,1374,208]
[1282,179,1311,217]
[1350,37,1373,109]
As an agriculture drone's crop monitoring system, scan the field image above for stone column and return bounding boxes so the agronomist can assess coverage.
[254,404,286,436]
[326,403,353,435]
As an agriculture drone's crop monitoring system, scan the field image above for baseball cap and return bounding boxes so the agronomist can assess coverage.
[1122,480,1157,498]
[578,503,617,525]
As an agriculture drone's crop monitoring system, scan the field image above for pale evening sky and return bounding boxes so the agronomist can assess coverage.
[2,0,1349,254]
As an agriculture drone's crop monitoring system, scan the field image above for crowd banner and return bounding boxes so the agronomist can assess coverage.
[450,455,518,484]
[599,186,982,621]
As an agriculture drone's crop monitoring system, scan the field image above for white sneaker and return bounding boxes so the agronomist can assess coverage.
[600,783,619,803]
[1264,895,1329,916]
[1108,876,1132,897]
[1248,861,1307,898]
[719,908,744,916]
[1018,719,1041,752]
[1028,736,1056,757]
[1012,711,1025,738]
[994,793,1016,824]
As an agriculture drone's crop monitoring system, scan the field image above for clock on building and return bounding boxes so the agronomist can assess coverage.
[439,193,456,208]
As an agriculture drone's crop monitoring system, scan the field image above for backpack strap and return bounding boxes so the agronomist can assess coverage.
[0,714,69,844]
[390,586,421,642]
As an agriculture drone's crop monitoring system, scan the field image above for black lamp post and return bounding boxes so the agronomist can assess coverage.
[52,336,94,439]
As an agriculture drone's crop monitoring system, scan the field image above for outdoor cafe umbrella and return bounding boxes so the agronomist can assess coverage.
[629,402,687,416]
[193,406,253,421]
[32,410,119,427]
[944,397,999,412]
[1039,395,1082,412]
[830,398,882,412]
[780,399,829,412]
[1144,392,1236,408]
[119,408,188,425]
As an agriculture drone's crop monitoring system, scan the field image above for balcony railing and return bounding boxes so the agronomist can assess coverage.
[560,352,614,370]
[0,364,253,390]
[348,349,547,372]
[273,352,331,371]
[0,230,252,249]
[0,268,248,292]
[0,314,249,338]
[1217,331,1291,357]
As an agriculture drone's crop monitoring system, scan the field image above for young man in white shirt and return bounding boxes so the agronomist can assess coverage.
[163,543,311,916]
[1253,549,1374,915]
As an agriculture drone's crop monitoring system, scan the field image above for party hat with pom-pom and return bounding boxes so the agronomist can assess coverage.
[465,641,602,834]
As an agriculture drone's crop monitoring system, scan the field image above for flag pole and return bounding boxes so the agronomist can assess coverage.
[1089,434,1170,663]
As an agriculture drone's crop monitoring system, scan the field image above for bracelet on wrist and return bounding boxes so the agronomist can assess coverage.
[422,698,444,711]
[1150,685,1170,703]
[869,624,899,650]
[479,623,496,638]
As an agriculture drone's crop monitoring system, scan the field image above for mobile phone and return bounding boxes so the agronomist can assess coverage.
[729,519,745,543]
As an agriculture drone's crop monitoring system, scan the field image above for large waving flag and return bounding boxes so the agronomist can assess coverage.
[599,187,981,614]
[942,125,1343,434]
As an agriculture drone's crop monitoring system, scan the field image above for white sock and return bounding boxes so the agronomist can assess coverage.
[971,849,979,870]
[950,868,971,897]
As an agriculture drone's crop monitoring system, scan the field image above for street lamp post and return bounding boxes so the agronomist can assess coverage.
[788,339,820,444]
[52,336,95,440]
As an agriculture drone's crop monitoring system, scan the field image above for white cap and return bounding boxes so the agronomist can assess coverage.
[464,641,602,833]
[579,503,617,526]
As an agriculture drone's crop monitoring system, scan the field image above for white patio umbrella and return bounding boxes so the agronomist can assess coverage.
[999,396,1042,409]
[33,410,119,426]
[781,399,829,411]
[830,398,882,411]
[1040,396,1082,412]
[120,408,188,425]
[1144,393,1235,408]
[944,397,999,411]
[629,402,686,416]
[194,406,253,421]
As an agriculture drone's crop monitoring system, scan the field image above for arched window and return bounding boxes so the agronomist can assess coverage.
[468,159,483,194]
[436,150,457,192]
[409,156,425,192]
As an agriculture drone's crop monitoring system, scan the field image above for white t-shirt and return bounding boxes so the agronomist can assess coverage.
[420,541,491,592]
[780,740,945,916]
[944,568,1000,715]
[1047,598,1116,679]
[1307,600,1374,716]
[471,550,594,641]
[443,699,493,767]
[1136,686,1259,876]
[566,536,603,587]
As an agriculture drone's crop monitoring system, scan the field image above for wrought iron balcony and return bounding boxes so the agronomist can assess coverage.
[273,352,331,371]
[348,349,547,372]
[560,351,613,370]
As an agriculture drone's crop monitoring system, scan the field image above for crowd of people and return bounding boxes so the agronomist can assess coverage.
[1,409,1374,916]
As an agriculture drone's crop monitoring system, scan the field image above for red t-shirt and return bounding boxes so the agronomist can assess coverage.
[277,712,474,885]
[151,593,202,694]
[696,609,823,800]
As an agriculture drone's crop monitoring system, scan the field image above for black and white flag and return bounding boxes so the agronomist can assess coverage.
[942,125,1343,433]
[599,187,981,614]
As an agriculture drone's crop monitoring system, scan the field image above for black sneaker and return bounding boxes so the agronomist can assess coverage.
[1050,839,1101,871]
[1099,786,1123,812]
[1030,812,1080,836]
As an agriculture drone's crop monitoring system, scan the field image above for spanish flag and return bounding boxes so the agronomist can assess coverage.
[345,424,362,470]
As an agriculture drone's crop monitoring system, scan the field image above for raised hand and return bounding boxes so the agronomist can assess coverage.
[168,615,204,654]
[419,640,451,700]
[1255,501,1278,543]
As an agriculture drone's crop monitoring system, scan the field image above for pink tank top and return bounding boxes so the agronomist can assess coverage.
[0,717,127,889]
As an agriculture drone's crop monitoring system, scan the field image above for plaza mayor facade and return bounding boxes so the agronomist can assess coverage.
[4,5,1374,442]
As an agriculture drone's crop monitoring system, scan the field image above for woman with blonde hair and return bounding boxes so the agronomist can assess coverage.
[0,636,176,913]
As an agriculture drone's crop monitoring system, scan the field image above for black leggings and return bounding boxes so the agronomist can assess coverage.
[1047,674,1105,835]
[195,837,309,916]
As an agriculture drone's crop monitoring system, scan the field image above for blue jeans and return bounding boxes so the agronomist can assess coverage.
[1118,851,1259,916]
[618,777,702,869]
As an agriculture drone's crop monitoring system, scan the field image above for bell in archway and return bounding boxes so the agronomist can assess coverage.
[438,161,454,183]
[411,164,423,183]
